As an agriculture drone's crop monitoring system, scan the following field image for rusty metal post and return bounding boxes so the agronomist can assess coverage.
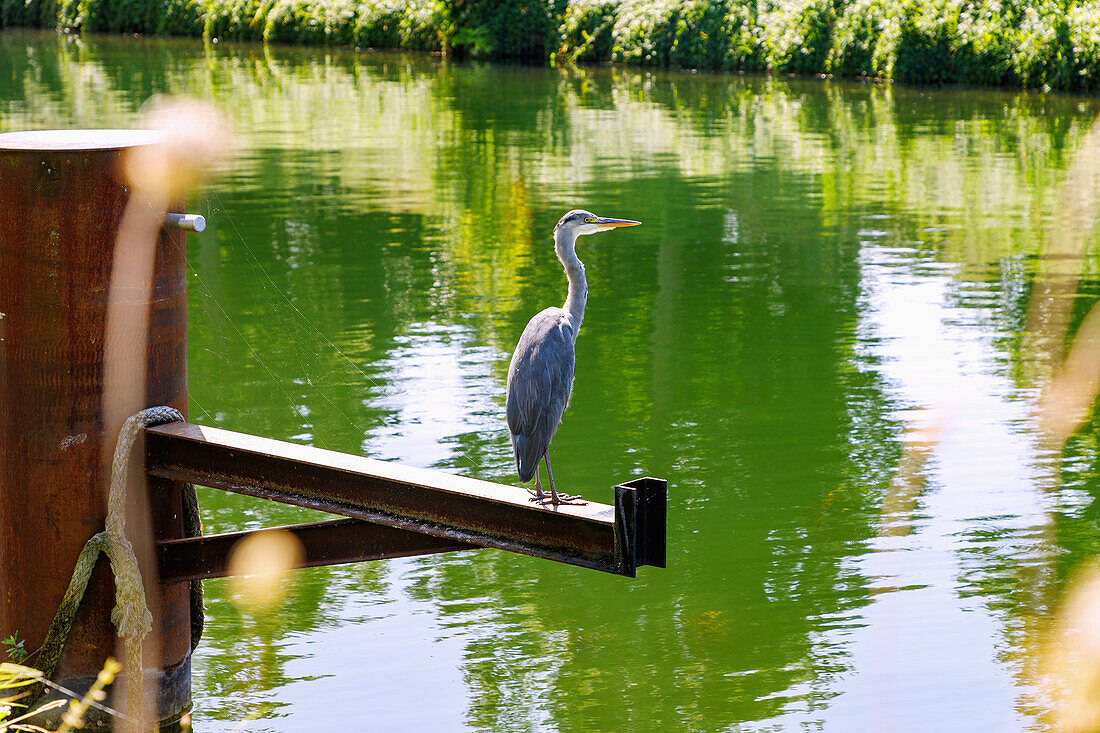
[0,130,191,726]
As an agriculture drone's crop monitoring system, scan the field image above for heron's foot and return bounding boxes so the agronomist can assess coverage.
[534,492,587,506]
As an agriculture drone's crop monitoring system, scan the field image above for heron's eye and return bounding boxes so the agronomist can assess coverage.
[584,217,594,223]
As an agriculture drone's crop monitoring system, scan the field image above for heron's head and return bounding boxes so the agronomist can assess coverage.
[554,209,641,238]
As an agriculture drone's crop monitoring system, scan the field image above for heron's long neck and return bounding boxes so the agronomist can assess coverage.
[556,229,587,341]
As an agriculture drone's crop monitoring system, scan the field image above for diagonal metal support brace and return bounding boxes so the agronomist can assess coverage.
[157,517,478,583]
[145,422,667,577]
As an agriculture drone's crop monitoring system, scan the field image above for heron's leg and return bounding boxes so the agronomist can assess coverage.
[534,448,586,506]
[527,465,547,502]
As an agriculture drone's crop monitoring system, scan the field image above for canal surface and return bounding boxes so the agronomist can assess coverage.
[4,29,1100,732]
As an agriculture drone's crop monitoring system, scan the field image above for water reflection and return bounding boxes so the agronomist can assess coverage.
[828,240,1054,731]
[362,321,508,473]
[4,29,1100,732]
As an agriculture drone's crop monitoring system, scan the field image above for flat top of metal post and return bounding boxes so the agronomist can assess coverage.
[0,128,165,151]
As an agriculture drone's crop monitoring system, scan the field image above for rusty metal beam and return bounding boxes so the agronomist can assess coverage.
[145,422,666,577]
[158,517,477,583]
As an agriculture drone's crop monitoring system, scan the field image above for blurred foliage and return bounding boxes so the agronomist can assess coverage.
[263,0,358,45]
[201,0,265,42]
[2,0,1099,89]
[761,0,835,76]
[608,0,679,67]
[828,0,898,78]
[449,0,565,60]
[1070,4,1100,93]
[556,0,616,63]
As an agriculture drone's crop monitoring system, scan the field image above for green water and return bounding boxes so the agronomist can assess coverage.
[5,29,1100,732]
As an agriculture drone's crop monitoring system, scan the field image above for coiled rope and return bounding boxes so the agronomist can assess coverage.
[31,406,204,724]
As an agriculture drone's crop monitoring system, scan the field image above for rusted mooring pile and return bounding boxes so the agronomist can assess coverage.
[0,130,666,729]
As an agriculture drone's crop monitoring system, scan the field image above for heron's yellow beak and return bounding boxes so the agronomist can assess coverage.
[595,217,641,228]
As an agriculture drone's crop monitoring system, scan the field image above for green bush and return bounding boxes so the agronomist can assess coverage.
[951,1,1017,87]
[448,0,562,60]
[157,0,203,35]
[891,0,1033,87]
[1,0,38,27]
[251,0,442,48]
[1,0,1097,91]
[762,0,837,76]
[263,0,358,44]
[36,0,61,26]
[828,0,901,78]
[203,0,267,41]
[892,0,956,85]
[1069,2,1100,92]
[610,0,681,67]
[556,0,617,63]
[56,0,103,31]
[723,1,766,72]
[1011,1,1070,90]
[561,0,764,72]
[57,0,160,33]
[669,0,732,70]
[667,0,712,69]
[265,0,322,43]
[389,0,446,51]
[354,0,408,48]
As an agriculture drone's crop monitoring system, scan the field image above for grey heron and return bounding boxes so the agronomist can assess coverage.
[506,209,641,505]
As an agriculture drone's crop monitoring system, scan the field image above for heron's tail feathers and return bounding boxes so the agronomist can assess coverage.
[512,434,541,483]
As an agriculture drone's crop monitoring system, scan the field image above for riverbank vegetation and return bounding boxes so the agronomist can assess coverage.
[1,1,1098,91]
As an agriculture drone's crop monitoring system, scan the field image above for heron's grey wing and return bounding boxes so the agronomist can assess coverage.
[506,308,576,482]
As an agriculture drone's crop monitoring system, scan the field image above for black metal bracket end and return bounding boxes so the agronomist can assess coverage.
[614,477,668,577]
